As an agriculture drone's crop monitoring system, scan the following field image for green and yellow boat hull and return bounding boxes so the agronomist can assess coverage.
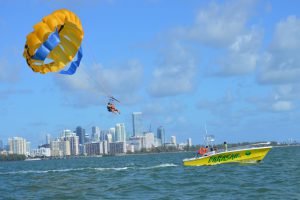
[183,146,272,166]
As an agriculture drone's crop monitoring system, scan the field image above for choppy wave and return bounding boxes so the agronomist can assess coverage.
[0,163,178,175]
[94,167,132,171]
[0,168,88,175]
[140,163,178,170]
[1,147,299,199]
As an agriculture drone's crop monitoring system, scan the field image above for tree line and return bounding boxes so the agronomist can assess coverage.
[0,154,26,161]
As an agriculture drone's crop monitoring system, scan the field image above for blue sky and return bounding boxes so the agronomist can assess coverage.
[1,0,300,147]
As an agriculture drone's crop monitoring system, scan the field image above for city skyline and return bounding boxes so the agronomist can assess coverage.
[1,123,191,157]
[1,1,300,147]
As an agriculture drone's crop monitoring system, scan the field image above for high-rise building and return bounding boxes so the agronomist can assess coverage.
[115,123,126,142]
[0,139,3,151]
[157,126,165,146]
[132,112,143,137]
[109,128,115,142]
[187,138,192,147]
[105,133,113,143]
[85,142,103,156]
[129,136,144,152]
[100,130,108,141]
[103,140,108,155]
[85,133,90,143]
[144,132,155,149]
[59,140,71,156]
[76,126,85,145]
[46,134,51,144]
[91,126,101,142]
[61,130,79,156]
[109,142,126,154]
[50,140,60,157]
[171,136,176,145]
[8,137,29,156]
[26,142,31,155]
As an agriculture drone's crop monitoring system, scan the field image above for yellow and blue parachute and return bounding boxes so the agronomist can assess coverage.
[23,9,84,75]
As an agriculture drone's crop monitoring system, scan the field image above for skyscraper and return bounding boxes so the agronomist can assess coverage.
[92,126,101,142]
[144,132,155,149]
[109,128,116,142]
[0,139,3,151]
[132,112,143,137]
[115,123,126,142]
[61,130,79,156]
[171,136,176,145]
[157,126,165,146]
[100,130,108,141]
[8,137,29,155]
[46,134,51,144]
[187,138,192,147]
[76,126,85,145]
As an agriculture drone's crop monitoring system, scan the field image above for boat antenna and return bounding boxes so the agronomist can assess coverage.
[204,122,208,146]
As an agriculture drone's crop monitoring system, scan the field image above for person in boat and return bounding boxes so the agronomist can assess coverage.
[196,147,207,157]
[107,102,120,114]
[203,146,209,156]
[196,149,201,157]
[213,146,218,152]
[209,147,216,155]
[224,141,228,151]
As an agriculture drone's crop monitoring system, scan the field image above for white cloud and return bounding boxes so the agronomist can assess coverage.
[258,16,300,84]
[175,0,261,76]
[55,60,144,107]
[274,84,300,101]
[272,101,293,112]
[185,0,256,47]
[247,90,296,113]
[216,29,262,76]
[148,42,197,97]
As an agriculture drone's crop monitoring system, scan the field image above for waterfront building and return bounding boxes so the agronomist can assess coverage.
[157,126,165,146]
[109,128,116,142]
[155,138,162,147]
[178,143,187,150]
[100,130,108,141]
[31,147,51,157]
[75,126,85,145]
[129,136,144,152]
[85,142,103,156]
[50,140,60,157]
[0,139,3,151]
[59,140,71,156]
[126,143,135,153]
[103,140,108,155]
[115,123,126,142]
[109,142,126,155]
[171,136,177,145]
[144,132,155,150]
[79,144,86,155]
[26,142,31,156]
[8,137,29,156]
[60,130,79,156]
[132,112,143,137]
[91,126,101,142]
[106,133,113,143]
[84,133,90,143]
[187,138,192,147]
[46,134,51,144]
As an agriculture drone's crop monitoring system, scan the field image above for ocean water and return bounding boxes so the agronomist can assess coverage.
[0,146,299,200]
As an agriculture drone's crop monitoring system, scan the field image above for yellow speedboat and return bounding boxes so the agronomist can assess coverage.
[183,146,272,166]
